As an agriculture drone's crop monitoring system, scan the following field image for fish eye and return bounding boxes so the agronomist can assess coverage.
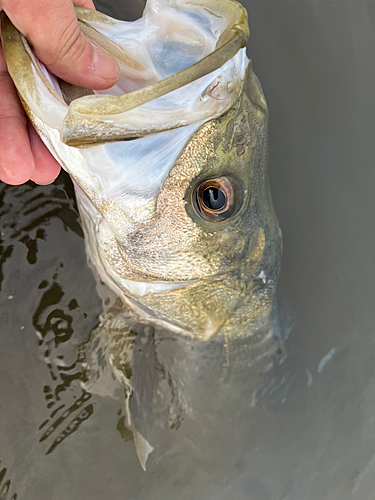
[202,186,226,211]
[192,176,242,222]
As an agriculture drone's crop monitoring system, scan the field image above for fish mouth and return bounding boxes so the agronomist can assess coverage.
[92,245,197,298]
[97,266,204,337]
[1,2,249,147]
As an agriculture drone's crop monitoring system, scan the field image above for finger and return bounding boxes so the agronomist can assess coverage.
[75,0,96,9]
[0,41,35,185]
[1,0,119,90]
[28,122,61,185]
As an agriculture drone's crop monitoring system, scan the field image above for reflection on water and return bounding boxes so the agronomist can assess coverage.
[0,176,106,487]
[0,462,17,500]
[0,177,100,459]
[32,269,94,457]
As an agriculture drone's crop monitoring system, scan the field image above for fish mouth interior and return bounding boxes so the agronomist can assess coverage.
[32,0,222,105]
[32,41,248,202]
[21,1,248,203]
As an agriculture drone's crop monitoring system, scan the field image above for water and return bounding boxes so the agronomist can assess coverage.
[1,0,375,498]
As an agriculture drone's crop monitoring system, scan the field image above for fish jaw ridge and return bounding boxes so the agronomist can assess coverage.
[109,275,197,298]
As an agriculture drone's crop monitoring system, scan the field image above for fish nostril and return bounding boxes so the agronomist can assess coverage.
[236,135,246,146]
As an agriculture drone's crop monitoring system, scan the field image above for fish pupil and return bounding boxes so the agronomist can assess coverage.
[202,187,226,211]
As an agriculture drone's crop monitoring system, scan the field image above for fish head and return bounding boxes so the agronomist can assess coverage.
[76,62,281,341]
[1,0,281,340]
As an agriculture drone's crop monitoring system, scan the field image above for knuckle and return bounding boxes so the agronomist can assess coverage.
[57,24,87,65]
[33,15,88,69]
[49,21,88,70]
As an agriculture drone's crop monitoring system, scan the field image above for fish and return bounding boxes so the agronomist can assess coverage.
[1,0,281,341]
[1,0,284,468]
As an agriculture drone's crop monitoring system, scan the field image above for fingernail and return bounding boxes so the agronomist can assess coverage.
[92,46,119,81]
[34,181,54,186]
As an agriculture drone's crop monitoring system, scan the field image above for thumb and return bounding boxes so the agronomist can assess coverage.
[0,0,119,90]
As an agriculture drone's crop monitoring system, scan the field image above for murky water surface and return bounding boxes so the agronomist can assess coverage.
[1,1,375,499]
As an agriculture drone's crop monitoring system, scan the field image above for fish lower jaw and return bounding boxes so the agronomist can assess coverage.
[93,261,221,340]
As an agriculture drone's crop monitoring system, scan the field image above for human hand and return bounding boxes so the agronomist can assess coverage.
[0,0,119,185]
